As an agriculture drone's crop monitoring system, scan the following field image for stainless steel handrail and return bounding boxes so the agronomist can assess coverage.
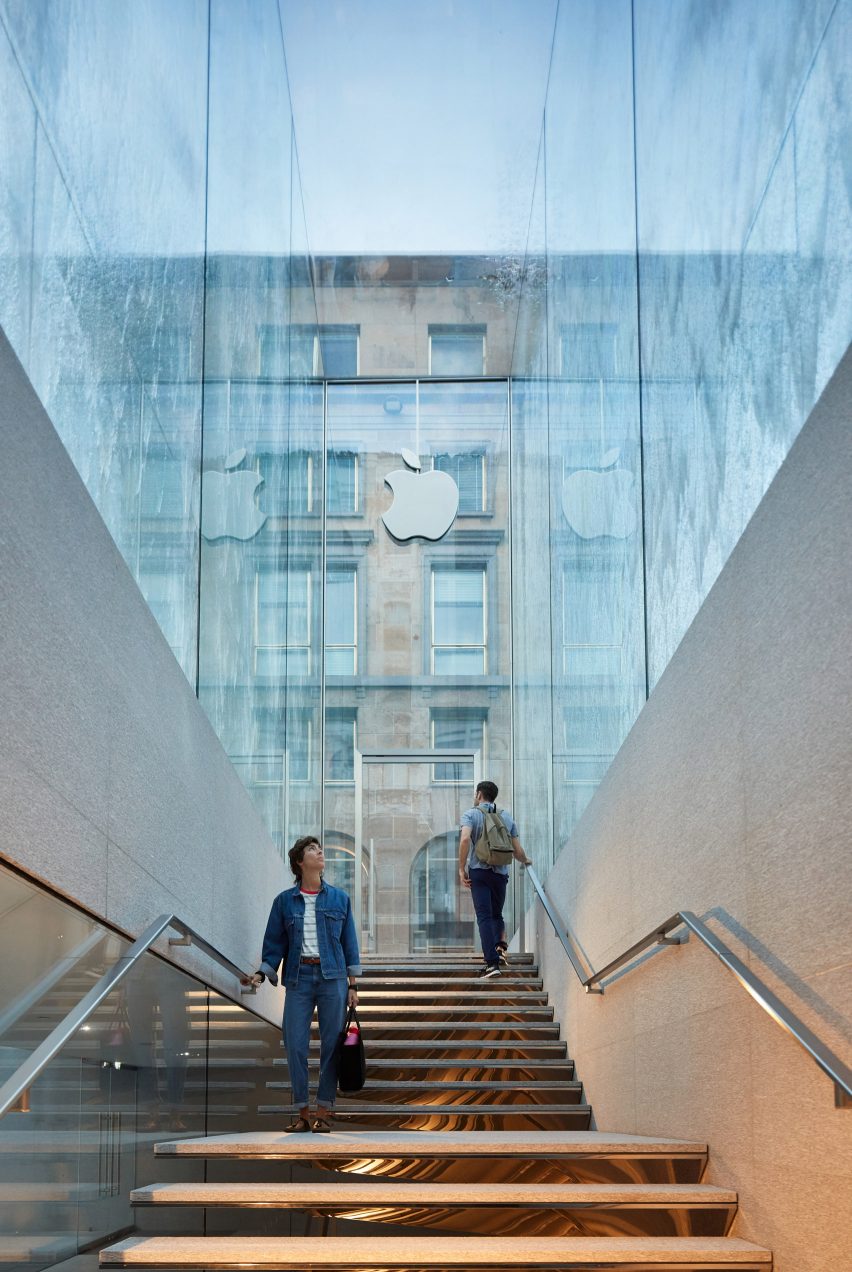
[524,866,852,1109]
[0,913,259,1120]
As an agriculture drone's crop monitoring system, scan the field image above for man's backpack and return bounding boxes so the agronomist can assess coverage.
[474,807,514,867]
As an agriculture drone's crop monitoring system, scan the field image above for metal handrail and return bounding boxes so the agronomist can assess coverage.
[0,913,258,1120]
[524,866,852,1109]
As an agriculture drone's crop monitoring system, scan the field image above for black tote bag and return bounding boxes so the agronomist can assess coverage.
[336,1002,366,1092]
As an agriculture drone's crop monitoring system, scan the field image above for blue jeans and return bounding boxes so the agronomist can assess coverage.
[469,869,508,966]
[282,964,347,1110]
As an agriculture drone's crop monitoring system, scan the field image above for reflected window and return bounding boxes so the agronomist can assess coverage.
[410,834,473,952]
[319,326,359,377]
[288,325,360,377]
[257,324,289,378]
[562,566,623,679]
[430,711,484,783]
[251,709,285,786]
[325,709,356,783]
[560,323,620,379]
[325,566,357,675]
[255,568,311,676]
[255,449,313,517]
[561,710,615,834]
[428,325,486,376]
[153,324,194,381]
[289,326,317,377]
[433,452,485,513]
[140,448,187,519]
[431,565,486,674]
[327,451,359,514]
[285,709,312,783]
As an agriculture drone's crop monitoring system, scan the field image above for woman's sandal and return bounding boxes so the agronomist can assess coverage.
[312,1114,332,1133]
[283,1116,312,1133]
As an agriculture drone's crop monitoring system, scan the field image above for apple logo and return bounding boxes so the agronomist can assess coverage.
[382,448,459,542]
[562,448,637,539]
[201,448,267,541]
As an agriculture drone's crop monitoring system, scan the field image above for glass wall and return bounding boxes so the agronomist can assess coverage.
[510,0,852,868]
[0,0,324,862]
[0,0,209,680]
[0,861,280,1265]
[634,0,852,683]
[1,0,849,895]
[321,380,515,939]
[197,0,323,853]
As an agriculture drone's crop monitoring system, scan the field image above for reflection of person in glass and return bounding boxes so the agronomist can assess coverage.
[124,970,189,1130]
[248,837,360,1133]
[458,780,531,977]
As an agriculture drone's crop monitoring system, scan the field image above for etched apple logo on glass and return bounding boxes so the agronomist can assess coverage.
[201,447,267,542]
[562,448,637,540]
[382,448,459,542]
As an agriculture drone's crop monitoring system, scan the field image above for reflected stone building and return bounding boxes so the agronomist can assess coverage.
[117,247,836,953]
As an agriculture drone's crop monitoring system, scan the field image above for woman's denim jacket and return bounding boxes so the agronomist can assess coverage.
[259,881,361,989]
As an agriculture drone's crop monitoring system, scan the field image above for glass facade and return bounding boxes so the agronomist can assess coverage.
[0,1,849,929]
[0,860,279,1261]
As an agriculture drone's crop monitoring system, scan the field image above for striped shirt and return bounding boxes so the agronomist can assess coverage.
[301,889,320,956]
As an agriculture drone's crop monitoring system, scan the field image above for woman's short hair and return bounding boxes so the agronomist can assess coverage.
[289,835,320,881]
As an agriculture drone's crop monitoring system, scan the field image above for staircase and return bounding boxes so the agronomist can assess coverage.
[99,953,772,1268]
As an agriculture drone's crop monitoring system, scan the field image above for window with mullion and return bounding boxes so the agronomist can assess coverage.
[255,568,311,676]
[428,324,486,376]
[325,565,357,675]
[433,452,485,513]
[319,326,359,377]
[562,565,622,679]
[327,451,359,514]
[325,709,357,783]
[430,711,485,783]
[431,564,486,674]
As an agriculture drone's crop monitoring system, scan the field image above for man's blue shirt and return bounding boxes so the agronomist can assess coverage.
[461,802,519,876]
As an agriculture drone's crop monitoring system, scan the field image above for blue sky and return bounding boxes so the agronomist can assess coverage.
[279,0,558,254]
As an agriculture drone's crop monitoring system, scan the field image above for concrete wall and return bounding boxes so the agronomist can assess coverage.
[533,344,852,1269]
[0,330,284,1019]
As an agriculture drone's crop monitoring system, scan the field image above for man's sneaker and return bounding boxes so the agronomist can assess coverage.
[479,963,501,978]
[495,944,509,966]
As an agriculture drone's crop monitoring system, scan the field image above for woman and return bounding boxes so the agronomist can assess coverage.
[248,836,360,1132]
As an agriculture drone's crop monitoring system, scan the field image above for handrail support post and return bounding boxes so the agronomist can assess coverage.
[169,935,192,947]
[657,931,688,946]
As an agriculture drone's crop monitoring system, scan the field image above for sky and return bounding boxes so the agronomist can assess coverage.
[279,0,559,255]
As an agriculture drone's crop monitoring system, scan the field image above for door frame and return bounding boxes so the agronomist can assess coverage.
[354,748,481,952]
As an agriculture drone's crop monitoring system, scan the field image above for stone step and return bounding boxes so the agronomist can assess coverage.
[357,978,545,990]
[129,1180,737,1236]
[0,1183,104,1203]
[304,1059,576,1079]
[0,1234,78,1264]
[310,1022,561,1036]
[299,1040,569,1059]
[100,1234,771,1267]
[356,990,549,1002]
[362,955,535,963]
[351,1005,555,1019]
[154,1130,708,1184]
[359,966,536,978]
[265,1079,583,1098]
[258,1104,593,1130]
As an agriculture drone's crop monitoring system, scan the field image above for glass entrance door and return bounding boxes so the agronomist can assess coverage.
[355,749,479,955]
